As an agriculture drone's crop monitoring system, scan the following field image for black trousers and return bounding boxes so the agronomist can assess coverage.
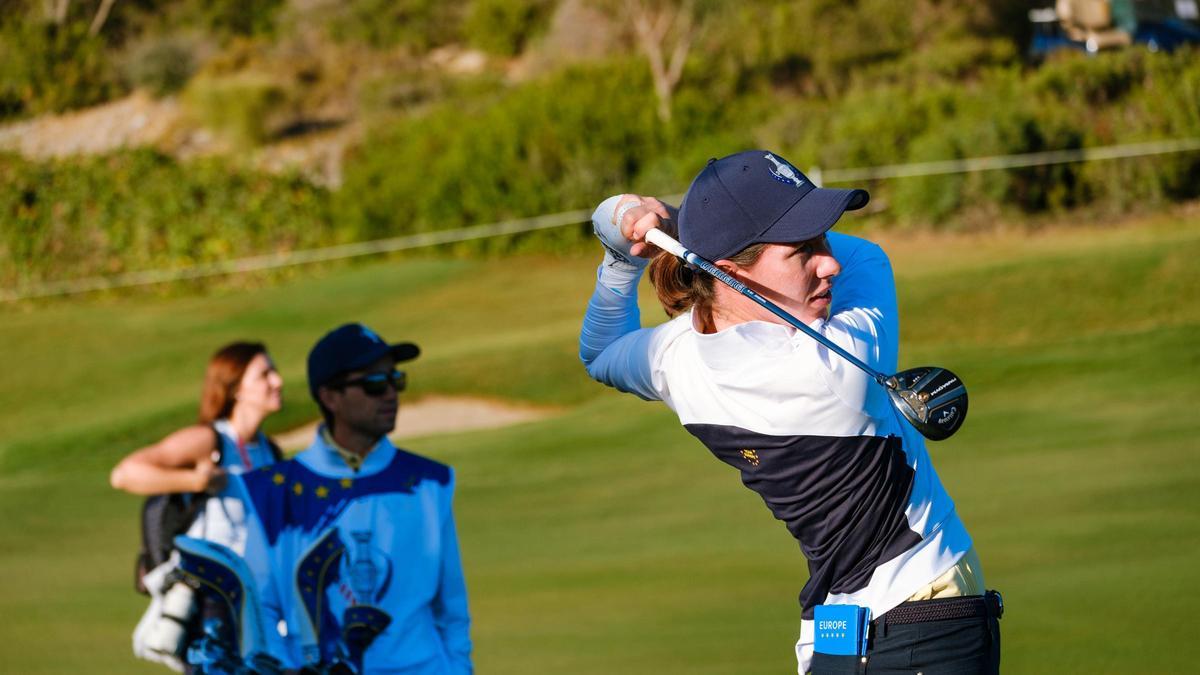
[811,596,1002,675]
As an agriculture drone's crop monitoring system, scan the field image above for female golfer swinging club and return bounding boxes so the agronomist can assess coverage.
[579,151,1001,674]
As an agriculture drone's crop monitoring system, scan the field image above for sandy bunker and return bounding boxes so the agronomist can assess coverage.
[273,395,553,451]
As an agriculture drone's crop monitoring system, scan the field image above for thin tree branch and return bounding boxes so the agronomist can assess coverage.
[621,0,695,122]
[665,1,692,88]
[88,0,117,37]
[53,0,71,25]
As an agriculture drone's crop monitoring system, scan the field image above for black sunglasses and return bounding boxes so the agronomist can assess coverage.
[335,369,407,397]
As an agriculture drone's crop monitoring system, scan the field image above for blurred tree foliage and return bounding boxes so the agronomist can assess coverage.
[0,150,334,290]
[0,16,121,117]
[0,0,285,118]
[183,72,287,146]
[3,0,1200,289]
[697,0,1012,97]
[325,0,463,52]
[183,0,283,38]
[769,47,1200,226]
[337,59,668,248]
[120,32,200,96]
[465,0,556,56]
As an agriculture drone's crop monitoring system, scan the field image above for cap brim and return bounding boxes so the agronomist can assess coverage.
[390,342,420,363]
[343,342,420,373]
[758,187,869,244]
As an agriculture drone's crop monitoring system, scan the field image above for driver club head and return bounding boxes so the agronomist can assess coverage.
[885,366,968,441]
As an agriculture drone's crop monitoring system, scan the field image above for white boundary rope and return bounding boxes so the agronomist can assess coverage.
[811,137,1200,184]
[4,137,1198,302]
[1,209,594,302]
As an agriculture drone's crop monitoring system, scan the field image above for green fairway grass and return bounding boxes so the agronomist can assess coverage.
[1,212,1197,673]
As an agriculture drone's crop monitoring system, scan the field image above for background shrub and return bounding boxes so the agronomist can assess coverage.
[184,73,288,146]
[122,33,202,97]
[179,0,285,38]
[326,0,463,52]
[337,59,669,249]
[0,150,334,290]
[464,0,555,57]
[766,49,1200,226]
[0,19,123,118]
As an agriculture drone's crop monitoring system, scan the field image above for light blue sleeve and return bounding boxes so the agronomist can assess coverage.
[578,198,664,401]
[826,232,900,370]
[433,470,473,674]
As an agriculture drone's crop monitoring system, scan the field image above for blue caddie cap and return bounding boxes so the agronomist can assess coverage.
[307,323,419,402]
[677,150,870,261]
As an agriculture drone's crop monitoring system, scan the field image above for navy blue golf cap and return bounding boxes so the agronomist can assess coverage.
[307,323,419,402]
[678,150,870,261]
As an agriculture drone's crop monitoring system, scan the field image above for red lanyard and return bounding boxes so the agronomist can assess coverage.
[235,436,254,470]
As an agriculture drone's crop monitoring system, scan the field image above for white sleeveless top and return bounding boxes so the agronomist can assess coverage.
[185,418,278,555]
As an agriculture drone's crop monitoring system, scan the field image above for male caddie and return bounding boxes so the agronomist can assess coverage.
[239,323,472,674]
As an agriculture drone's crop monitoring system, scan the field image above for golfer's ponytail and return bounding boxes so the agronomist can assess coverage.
[649,250,707,318]
[648,243,767,322]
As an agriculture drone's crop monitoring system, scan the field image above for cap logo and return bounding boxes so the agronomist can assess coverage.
[764,153,805,189]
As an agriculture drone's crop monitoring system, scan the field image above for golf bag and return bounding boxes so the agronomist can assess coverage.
[176,529,392,675]
[174,536,283,675]
[292,528,393,674]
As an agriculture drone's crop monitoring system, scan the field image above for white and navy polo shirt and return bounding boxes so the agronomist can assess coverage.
[580,199,972,672]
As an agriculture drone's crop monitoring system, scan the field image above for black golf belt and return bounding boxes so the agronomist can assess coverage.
[874,590,1004,628]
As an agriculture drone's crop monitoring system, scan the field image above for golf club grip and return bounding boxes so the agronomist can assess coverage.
[644,228,687,259]
[643,228,884,382]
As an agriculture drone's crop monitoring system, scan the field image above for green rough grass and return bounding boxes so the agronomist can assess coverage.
[0,213,1198,673]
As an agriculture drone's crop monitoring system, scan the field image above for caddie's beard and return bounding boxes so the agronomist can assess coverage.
[357,422,394,445]
[363,412,398,442]
[333,413,396,447]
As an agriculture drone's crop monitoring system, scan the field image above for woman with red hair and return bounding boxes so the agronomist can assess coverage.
[111,341,284,670]
[111,341,284,551]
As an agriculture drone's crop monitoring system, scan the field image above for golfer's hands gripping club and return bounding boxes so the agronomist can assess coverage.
[593,195,675,266]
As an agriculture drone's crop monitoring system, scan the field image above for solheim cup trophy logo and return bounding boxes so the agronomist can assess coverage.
[764,152,805,188]
[340,530,394,671]
[348,530,383,603]
[293,526,395,672]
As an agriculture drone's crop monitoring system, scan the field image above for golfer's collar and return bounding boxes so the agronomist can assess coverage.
[315,426,396,475]
[692,310,814,342]
[689,312,825,367]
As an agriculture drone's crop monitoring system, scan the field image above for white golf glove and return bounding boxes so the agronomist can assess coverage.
[592,195,649,273]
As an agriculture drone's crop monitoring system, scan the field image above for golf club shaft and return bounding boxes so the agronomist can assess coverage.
[644,228,890,386]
